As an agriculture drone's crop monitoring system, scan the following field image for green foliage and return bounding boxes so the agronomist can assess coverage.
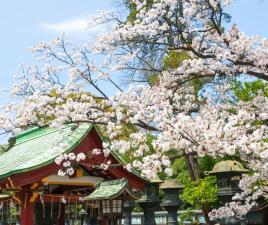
[179,210,200,225]
[114,132,157,165]
[171,156,218,209]
[172,157,190,182]
[115,122,139,141]
[191,78,206,97]
[181,176,217,208]
[127,2,138,23]
[232,79,268,128]
[133,203,143,212]
[163,51,189,70]
[148,74,160,86]
[198,156,216,174]
[125,0,154,24]
[232,79,268,101]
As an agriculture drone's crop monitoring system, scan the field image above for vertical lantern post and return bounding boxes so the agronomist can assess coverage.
[160,179,183,225]
[123,200,135,225]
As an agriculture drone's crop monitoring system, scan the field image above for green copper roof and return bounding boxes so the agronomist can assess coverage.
[0,123,93,180]
[84,178,138,200]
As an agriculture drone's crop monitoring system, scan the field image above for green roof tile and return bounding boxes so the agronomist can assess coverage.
[84,178,137,200]
[0,123,93,179]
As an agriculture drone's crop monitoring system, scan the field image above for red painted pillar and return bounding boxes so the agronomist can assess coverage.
[17,192,35,225]
[20,199,35,225]
[57,203,65,225]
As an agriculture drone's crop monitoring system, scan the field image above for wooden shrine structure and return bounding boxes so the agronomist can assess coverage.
[0,124,146,225]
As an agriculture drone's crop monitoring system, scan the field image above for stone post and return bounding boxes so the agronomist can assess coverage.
[123,200,135,225]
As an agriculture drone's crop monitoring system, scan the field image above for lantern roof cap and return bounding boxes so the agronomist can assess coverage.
[150,176,163,184]
[84,178,138,201]
[210,160,248,174]
[160,179,183,189]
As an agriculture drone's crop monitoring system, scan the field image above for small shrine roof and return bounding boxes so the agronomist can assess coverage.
[0,123,93,179]
[84,178,138,201]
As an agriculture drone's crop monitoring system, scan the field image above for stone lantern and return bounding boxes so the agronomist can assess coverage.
[160,179,183,225]
[209,160,248,206]
[209,160,248,225]
[137,178,163,225]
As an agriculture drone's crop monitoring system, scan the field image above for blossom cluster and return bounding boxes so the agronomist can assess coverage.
[56,152,86,176]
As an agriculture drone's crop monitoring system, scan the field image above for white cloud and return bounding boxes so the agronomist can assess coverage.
[40,17,89,33]
[40,17,108,38]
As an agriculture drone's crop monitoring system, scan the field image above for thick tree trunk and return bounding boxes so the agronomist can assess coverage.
[184,153,212,225]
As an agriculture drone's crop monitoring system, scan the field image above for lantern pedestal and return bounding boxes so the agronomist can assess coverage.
[160,202,179,225]
[139,202,159,225]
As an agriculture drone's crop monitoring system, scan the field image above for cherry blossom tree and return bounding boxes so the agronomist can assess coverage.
[0,0,268,223]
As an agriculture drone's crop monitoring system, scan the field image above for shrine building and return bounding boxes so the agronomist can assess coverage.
[0,123,146,225]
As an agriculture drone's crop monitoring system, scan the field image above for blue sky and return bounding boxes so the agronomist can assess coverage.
[0,0,115,104]
[0,0,268,105]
